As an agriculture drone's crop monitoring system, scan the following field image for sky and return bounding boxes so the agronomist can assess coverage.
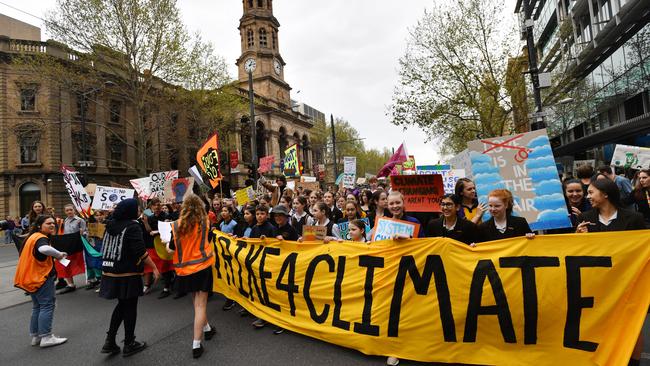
[0,0,519,165]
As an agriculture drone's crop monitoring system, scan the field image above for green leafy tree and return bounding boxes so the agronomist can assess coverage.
[389,0,519,155]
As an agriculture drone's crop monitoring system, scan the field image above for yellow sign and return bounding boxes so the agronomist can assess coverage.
[234,186,254,207]
[283,144,300,177]
[211,231,650,364]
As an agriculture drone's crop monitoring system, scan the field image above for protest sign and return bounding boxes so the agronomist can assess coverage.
[371,216,420,241]
[296,181,320,193]
[235,186,255,206]
[402,155,416,174]
[301,176,317,183]
[230,151,239,169]
[196,133,223,188]
[211,230,650,365]
[91,186,135,211]
[390,174,444,212]
[449,149,473,180]
[87,223,105,238]
[343,156,357,174]
[163,177,194,204]
[468,129,571,231]
[158,221,173,243]
[130,177,152,200]
[148,170,178,199]
[356,177,367,185]
[338,217,370,240]
[84,183,97,196]
[301,225,327,241]
[572,159,596,173]
[342,174,356,189]
[416,165,466,194]
[284,144,300,177]
[259,155,275,174]
[611,144,650,169]
[188,165,206,187]
[61,164,92,218]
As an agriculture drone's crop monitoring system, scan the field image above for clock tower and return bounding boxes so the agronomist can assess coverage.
[236,0,291,106]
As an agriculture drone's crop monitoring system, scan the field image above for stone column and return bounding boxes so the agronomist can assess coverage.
[60,90,73,165]
[125,104,136,171]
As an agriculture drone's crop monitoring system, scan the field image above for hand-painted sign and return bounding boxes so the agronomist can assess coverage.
[283,144,300,177]
[130,177,153,200]
[468,129,571,231]
[338,217,370,240]
[259,155,275,174]
[163,177,194,204]
[391,174,444,212]
[149,170,178,199]
[92,186,135,211]
[371,216,420,241]
[611,144,650,169]
[61,164,92,218]
[416,165,466,194]
[402,155,416,175]
[196,133,222,188]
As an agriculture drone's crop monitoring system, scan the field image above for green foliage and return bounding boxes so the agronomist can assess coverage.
[389,0,518,155]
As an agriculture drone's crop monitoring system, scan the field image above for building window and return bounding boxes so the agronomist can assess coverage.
[247,29,255,48]
[19,135,39,164]
[76,93,89,117]
[257,0,264,7]
[259,28,268,48]
[272,31,277,49]
[109,137,124,167]
[20,88,36,111]
[268,0,272,9]
[19,182,41,217]
[624,93,645,120]
[247,0,253,7]
[109,100,122,124]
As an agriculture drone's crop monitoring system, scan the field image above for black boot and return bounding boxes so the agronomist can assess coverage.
[100,334,120,355]
[122,340,147,357]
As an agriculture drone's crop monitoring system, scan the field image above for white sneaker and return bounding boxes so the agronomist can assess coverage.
[386,356,400,366]
[39,334,67,348]
[31,336,41,346]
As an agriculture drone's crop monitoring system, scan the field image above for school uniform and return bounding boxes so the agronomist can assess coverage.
[250,221,276,238]
[290,212,313,236]
[169,219,215,293]
[427,217,477,245]
[219,219,238,234]
[477,215,532,242]
[275,223,299,241]
[577,208,646,232]
[328,205,343,223]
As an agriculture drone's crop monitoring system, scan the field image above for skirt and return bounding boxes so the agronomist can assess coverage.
[100,275,143,300]
[144,248,174,274]
[174,267,213,293]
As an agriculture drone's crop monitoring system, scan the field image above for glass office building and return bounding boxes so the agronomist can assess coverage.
[515,0,649,170]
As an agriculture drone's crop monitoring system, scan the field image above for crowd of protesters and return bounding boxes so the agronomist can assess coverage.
[11,165,650,365]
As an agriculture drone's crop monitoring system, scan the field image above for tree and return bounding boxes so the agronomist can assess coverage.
[39,0,240,175]
[389,0,519,155]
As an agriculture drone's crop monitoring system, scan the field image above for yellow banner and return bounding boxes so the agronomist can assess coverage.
[211,231,650,365]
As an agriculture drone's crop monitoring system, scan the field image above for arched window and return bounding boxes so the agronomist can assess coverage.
[302,135,310,168]
[19,182,41,217]
[279,127,288,158]
[256,121,266,159]
[247,29,255,48]
[19,133,39,164]
[259,28,268,48]
[272,31,277,50]
[247,0,253,8]
[240,117,252,163]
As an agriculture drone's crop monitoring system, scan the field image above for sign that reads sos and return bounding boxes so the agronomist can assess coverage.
[92,186,135,211]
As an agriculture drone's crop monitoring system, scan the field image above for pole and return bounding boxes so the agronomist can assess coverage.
[80,93,87,170]
[248,70,258,179]
[330,114,338,179]
[522,0,545,131]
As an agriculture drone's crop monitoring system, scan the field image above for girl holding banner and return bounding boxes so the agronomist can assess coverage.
[290,196,314,236]
[476,189,534,242]
[347,219,367,243]
[386,191,424,238]
[166,195,216,359]
[426,194,477,245]
[302,202,339,242]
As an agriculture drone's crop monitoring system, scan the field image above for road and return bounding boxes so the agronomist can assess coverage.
[0,244,648,365]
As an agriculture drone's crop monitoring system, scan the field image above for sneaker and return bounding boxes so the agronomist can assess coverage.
[222,299,235,311]
[122,340,147,357]
[85,281,99,290]
[272,326,284,335]
[386,356,400,366]
[204,325,216,340]
[192,344,204,359]
[100,339,120,355]
[57,286,76,295]
[238,308,249,317]
[157,289,171,299]
[173,292,187,299]
[31,336,41,346]
[252,318,267,329]
[40,334,68,348]
[95,287,101,293]
[55,280,67,290]
[142,286,150,295]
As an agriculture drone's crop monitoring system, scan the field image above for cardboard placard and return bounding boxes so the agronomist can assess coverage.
[391,174,444,212]
[163,177,194,204]
[87,223,106,238]
[338,217,370,240]
[149,170,179,199]
[416,166,466,194]
[235,186,255,207]
[283,144,300,177]
[611,144,650,169]
[371,216,420,241]
[301,225,327,241]
[92,186,135,211]
[258,155,275,174]
[61,164,92,218]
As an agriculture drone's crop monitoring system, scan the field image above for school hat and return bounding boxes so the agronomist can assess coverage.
[271,205,289,217]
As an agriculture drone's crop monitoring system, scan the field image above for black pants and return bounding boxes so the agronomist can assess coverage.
[107,297,138,344]
[162,271,174,289]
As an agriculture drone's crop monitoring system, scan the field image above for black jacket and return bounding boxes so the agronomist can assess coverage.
[577,208,646,232]
[102,219,148,275]
[427,217,477,245]
[329,206,343,223]
[631,189,650,227]
[250,221,276,238]
[275,223,299,241]
[477,215,532,242]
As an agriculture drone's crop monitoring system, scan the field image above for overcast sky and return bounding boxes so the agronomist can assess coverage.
[1,0,518,165]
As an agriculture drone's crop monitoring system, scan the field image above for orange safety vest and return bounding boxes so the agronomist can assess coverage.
[14,233,53,293]
[171,218,214,276]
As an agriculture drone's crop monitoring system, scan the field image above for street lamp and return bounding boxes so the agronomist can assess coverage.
[244,58,258,180]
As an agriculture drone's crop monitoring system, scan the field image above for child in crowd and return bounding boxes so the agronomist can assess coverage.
[250,207,275,239]
[219,206,238,234]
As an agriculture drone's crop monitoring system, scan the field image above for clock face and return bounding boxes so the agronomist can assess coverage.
[273,60,282,75]
[244,58,256,73]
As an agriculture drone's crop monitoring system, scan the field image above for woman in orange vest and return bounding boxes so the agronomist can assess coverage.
[14,214,68,348]
[167,194,216,359]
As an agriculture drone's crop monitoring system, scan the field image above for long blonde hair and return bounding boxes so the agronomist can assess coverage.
[178,194,207,235]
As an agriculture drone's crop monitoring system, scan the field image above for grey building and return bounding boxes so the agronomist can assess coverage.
[515,0,650,170]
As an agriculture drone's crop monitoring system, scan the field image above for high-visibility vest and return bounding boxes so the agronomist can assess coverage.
[171,218,214,276]
[14,233,53,293]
